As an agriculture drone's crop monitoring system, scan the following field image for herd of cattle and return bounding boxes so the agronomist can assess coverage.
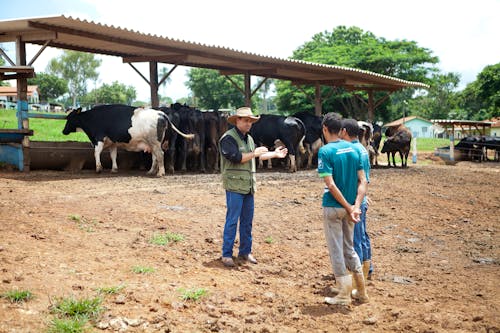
[62,103,416,176]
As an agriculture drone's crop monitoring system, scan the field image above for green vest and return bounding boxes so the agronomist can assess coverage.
[219,128,257,194]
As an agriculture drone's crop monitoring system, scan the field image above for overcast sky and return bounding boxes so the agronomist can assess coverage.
[1,0,499,102]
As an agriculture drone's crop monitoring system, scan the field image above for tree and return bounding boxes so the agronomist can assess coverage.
[81,81,136,106]
[276,26,439,119]
[28,72,68,102]
[459,63,500,119]
[185,68,245,110]
[47,51,101,107]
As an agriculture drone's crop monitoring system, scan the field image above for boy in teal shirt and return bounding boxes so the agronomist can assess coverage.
[317,112,368,305]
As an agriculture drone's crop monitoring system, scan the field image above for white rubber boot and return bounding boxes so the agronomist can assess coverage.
[325,275,352,305]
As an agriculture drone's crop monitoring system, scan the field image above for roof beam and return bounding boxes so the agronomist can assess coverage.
[219,68,277,76]
[122,54,188,64]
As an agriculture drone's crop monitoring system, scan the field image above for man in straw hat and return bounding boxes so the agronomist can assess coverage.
[219,107,288,267]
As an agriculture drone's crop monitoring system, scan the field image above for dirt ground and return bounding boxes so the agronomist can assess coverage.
[0,156,499,332]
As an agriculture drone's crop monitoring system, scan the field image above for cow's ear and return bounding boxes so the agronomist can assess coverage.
[76,107,82,114]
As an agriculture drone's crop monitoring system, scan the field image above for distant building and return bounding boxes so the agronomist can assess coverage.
[488,117,500,137]
[383,115,434,138]
[0,85,40,109]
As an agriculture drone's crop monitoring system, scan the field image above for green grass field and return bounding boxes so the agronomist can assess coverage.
[0,109,88,142]
[1,108,453,151]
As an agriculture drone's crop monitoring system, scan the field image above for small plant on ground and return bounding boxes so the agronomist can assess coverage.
[95,284,125,295]
[47,317,88,333]
[48,296,103,332]
[264,236,274,244]
[132,265,155,274]
[1,289,33,303]
[150,231,185,245]
[178,288,208,301]
[50,296,103,321]
[67,214,96,233]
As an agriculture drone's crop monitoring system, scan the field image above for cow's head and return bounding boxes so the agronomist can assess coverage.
[62,107,82,135]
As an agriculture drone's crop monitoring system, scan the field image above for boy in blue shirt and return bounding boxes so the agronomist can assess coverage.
[317,113,369,305]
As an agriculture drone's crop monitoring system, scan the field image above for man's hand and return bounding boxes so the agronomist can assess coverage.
[348,205,361,223]
[254,146,269,157]
[274,146,288,158]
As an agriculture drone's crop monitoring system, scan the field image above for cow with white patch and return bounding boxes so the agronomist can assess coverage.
[62,104,193,176]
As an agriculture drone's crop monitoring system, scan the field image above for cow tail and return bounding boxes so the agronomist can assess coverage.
[297,118,306,154]
[170,121,195,140]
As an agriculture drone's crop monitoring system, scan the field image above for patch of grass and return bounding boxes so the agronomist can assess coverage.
[0,108,89,142]
[95,284,125,295]
[50,296,103,322]
[132,266,155,274]
[178,288,208,301]
[1,289,33,303]
[150,232,184,246]
[264,236,274,244]
[67,215,96,233]
[47,317,89,333]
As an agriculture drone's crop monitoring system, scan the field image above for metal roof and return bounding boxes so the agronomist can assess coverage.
[0,15,429,91]
[431,119,493,127]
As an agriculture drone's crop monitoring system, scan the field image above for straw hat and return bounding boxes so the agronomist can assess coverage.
[227,107,260,125]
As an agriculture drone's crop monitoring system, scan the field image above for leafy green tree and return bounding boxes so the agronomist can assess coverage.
[277,26,439,119]
[396,72,460,121]
[81,81,136,106]
[47,51,101,107]
[185,68,245,110]
[459,63,500,119]
[28,72,68,102]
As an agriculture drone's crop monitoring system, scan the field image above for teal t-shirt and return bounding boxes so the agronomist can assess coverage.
[317,140,362,208]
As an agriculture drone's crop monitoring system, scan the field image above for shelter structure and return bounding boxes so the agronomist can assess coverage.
[0,15,428,171]
[431,119,493,161]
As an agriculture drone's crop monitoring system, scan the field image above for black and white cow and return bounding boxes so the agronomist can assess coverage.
[250,114,306,172]
[293,111,323,169]
[62,104,193,176]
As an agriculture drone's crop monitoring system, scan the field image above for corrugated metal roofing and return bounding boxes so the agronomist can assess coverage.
[0,15,429,91]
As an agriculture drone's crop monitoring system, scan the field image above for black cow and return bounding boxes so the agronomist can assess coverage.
[202,111,222,172]
[250,114,305,172]
[157,106,182,174]
[293,111,323,168]
[381,125,412,168]
[173,103,206,172]
[370,123,382,166]
[62,104,193,176]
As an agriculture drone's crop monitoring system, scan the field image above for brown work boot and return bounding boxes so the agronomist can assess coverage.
[238,253,257,264]
[221,257,235,267]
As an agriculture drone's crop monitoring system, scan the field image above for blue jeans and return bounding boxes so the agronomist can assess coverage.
[222,191,254,258]
[353,202,371,262]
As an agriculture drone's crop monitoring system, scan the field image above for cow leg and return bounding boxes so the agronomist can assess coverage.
[149,143,165,177]
[289,154,296,173]
[148,153,157,175]
[110,146,118,173]
[94,141,105,173]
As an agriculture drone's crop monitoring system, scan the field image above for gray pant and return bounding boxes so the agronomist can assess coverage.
[323,207,362,277]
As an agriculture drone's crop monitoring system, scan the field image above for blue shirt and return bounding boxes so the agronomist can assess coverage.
[318,140,363,208]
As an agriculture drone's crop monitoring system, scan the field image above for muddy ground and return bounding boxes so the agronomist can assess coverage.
[0,157,499,332]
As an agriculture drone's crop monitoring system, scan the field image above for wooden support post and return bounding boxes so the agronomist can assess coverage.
[149,61,159,108]
[314,83,322,116]
[16,36,30,171]
[244,73,251,107]
[367,90,374,122]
